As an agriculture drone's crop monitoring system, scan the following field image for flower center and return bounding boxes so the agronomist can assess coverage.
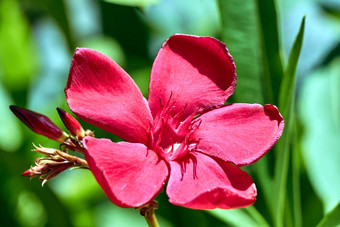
[148,96,200,161]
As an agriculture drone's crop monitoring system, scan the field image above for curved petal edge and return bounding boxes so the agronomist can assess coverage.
[65,48,152,144]
[83,137,169,208]
[193,104,284,166]
[148,34,237,119]
[166,152,256,209]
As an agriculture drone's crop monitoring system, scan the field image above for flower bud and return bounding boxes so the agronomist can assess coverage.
[57,108,85,139]
[10,106,68,143]
[21,161,73,186]
[32,144,58,155]
[21,148,88,185]
[21,168,34,177]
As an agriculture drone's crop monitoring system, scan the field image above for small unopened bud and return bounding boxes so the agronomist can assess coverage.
[10,106,68,143]
[21,168,34,177]
[85,129,94,137]
[21,162,73,186]
[57,108,85,139]
[21,147,88,185]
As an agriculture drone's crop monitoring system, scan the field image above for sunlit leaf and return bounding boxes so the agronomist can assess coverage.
[50,170,100,227]
[298,58,340,213]
[218,0,263,103]
[96,202,148,227]
[0,80,22,152]
[256,0,284,104]
[218,0,285,106]
[272,16,305,227]
[279,0,339,76]
[96,202,173,227]
[17,191,47,227]
[317,202,340,227]
[207,207,269,227]
[279,16,305,116]
[0,0,38,90]
[51,170,102,203]
[218,1,287,225]
[104,0,159,7]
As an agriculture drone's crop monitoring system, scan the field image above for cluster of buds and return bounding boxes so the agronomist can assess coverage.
[10,106,94,185]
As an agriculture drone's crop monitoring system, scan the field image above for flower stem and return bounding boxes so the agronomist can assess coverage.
[139,201,159,227]
[144,209,159,227]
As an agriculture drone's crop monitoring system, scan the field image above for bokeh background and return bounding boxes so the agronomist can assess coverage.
[0,0,339,226]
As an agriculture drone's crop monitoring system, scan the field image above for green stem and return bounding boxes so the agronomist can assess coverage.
[144,209,159,227]
[245,206,270,227]
[139,201,159,227]
[292,124,302,227]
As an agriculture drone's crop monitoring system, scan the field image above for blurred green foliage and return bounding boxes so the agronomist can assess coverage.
[0,0,339,226]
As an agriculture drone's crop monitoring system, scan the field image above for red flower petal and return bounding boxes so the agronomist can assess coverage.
[193,104,284,166]
[167,152,256,209]
[83,137,169,208]
[148,34,236,119]
[65,48,152,144]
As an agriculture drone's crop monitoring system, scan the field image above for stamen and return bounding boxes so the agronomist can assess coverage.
[178,154,198,180]
[192,155,198,180]
[150,94,202,163]
[180,161,186,181]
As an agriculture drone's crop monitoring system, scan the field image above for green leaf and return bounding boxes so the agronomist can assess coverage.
[0,151,73,227]
[208,209,258,227]
[0,80,22,152]
[272,16,305,227]
[218,2,288,225]
[104,0,159,7]
[298,58,340,213]
[320,1,340,22]
[317,202,340,227]
[218,0,264,104]
[0,0,38,91]
[17,191,47,227]
[276,17,305,226]
[96,202,151,227]
[279,16,306,116]
[255,0,284,104]
[207,207,269,227]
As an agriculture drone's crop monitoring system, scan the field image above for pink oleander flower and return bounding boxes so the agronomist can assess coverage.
[65,34,284,209]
